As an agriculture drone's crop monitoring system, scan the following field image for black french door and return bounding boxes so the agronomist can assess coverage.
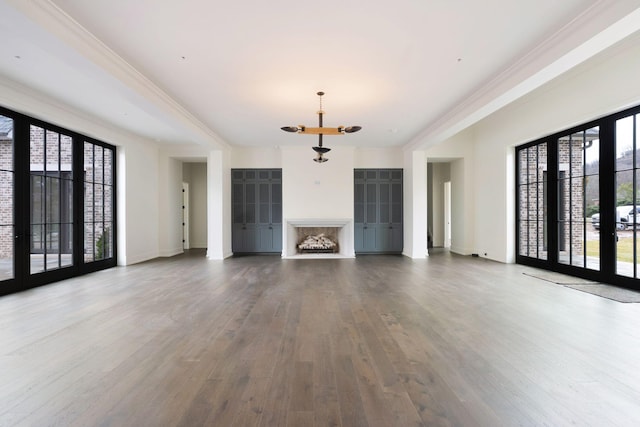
[517,104,640,290]
[0,106,116,296]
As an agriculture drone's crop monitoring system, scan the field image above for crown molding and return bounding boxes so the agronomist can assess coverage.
[5,0,230,150]
[0,75,161,148]
[405,0,640,152]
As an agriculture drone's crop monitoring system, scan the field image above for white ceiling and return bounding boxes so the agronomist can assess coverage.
[1,0,640,150]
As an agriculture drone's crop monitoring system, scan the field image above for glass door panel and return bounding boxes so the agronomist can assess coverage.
[615,115,638,278]
[517,143,547,260]
[29,125,74,274]
[0,114,14,282]
[557,127,599,270]
[84,141,115,262]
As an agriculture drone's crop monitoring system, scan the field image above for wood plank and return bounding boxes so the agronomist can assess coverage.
[1,251,640,425]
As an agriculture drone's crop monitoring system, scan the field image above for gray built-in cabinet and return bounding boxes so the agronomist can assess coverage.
[232,169,282,254]
[354,169,403,253]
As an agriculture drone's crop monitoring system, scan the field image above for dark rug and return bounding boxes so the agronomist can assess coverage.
[563,283,640,303]
[524,271,640,303]
[522,271,598,285]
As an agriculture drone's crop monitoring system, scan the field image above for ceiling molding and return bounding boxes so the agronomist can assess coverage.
[0,75,165,148]
[405,0,640,152]
[5,0,230,150]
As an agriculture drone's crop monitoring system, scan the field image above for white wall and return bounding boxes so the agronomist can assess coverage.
[183,163,208,248]
[354,147,403,168]
[158,156,183,257]
[231,146,282,168]
[106,133,163,264]
[281,146,355,219]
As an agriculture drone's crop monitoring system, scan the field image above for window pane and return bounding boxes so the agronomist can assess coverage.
[0,171,13,226]
[94,222,105,260]
[570,132,584,178]
[519,221,528,256]
[104,185,113,222]
[571,221,585,268]
[103,222,113,259]
[616,116,634,171]
[518,149,528,184]
[94,184,104,222]
[94,145,104,184]
[636,114,640,170]
[30,125,44,165]
[0,225,13,280]
[0,115,14,280]
[616,115,638,277]
[84,142,94,183]
[46,177,60,223]
[84,223,95,262]
[31,175,45,225]
[45,130,59,173]
[61,134,73,178]
[1,115,14,171]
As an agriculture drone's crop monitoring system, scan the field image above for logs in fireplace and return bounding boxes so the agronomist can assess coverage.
[297,233,338,254]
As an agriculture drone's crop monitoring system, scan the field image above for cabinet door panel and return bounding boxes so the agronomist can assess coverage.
[363,226,377,252]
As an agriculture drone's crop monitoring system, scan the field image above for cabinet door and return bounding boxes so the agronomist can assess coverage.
[257,224,281,252]
[231,169,282,254]
[232,223,257,253]
[390,180,403,252]
[354,169,403,254]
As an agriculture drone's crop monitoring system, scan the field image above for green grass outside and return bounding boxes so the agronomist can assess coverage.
[586,236,640,263]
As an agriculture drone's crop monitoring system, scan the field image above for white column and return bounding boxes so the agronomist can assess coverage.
[403,150,428,258]
[207,149,232,259]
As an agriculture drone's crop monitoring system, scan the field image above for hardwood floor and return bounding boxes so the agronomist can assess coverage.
[2,250,640,426]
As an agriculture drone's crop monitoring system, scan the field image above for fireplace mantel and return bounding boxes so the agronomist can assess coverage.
[283,218,355,259]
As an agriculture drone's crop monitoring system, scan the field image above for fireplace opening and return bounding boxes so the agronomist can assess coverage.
[297,227,339,254]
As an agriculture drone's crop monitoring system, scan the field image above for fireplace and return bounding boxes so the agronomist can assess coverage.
[284,219,354,258]
[297,228,339,254]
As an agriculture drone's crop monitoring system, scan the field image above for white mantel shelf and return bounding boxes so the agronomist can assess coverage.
[283,218,355,259]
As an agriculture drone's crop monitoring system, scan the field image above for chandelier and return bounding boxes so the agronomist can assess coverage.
[281,91,362,163]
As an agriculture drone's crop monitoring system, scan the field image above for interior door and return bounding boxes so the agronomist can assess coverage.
[444,181,451,248]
